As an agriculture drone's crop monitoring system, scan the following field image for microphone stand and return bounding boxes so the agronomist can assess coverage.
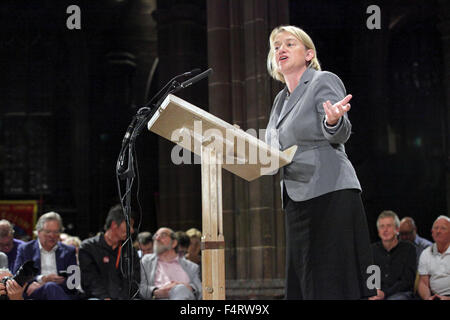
[115,129,135,300]
[115,68,212,299]
[115,76,184,300]
[130,68,213,140]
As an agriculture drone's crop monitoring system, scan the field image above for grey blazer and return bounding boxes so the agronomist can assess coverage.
[265,67,361,204]
[139,253,202,300]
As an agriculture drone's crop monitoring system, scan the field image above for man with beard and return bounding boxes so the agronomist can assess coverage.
[139,227,202,300]
[79,204,140,300]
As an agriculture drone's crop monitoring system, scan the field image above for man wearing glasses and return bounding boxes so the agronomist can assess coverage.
[399,217,432,266]
[139,227,202,300]
[13,211,77,300]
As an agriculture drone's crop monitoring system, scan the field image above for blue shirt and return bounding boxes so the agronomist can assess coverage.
[414,234,432,265]
[6,238,25,272]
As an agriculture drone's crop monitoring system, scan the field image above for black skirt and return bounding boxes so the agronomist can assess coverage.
[284,188,377,299]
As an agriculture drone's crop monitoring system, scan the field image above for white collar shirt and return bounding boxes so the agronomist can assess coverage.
[38,239,59,276]
[418,243,450,296]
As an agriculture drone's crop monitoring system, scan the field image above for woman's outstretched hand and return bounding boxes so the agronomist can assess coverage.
[323,94,352,126]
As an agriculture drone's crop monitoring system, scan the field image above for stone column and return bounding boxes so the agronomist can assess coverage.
[65,26,92,239]
[153,0,207,230]
[207,0,288,298]
[438,0,450,213]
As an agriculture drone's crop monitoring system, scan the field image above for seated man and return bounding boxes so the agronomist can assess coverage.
[0,219,25,271]
[399,217,432,266]
[79,204,140,300]
[140,227,201,300]
[0,268,25,300]
[370,210,417,300]
[14,212,77,300]
[417,215,450,300]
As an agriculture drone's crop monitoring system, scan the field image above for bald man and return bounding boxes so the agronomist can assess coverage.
[417,216,450,300]
[399,217,432,265]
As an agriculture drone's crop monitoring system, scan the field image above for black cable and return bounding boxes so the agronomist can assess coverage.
[115,68,211,300]
[115,140,136,299]
[133,144,143,238]
[129,144,143,300]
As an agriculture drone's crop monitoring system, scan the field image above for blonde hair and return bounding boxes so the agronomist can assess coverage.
[63,236,82,249]
[186,228,201,238]
[376,210,400,229]
[267,25,321,83]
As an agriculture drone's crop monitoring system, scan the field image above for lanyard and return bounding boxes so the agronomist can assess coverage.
[115,244,122,269]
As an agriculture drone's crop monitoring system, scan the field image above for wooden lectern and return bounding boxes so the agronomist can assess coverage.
[147,94,297,300]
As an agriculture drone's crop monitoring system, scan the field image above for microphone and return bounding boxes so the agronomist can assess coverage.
[182,68,201,77]
[180,68,213,88]
[154,68,213,111]
[146,68,201,108]
[125,68,212,146]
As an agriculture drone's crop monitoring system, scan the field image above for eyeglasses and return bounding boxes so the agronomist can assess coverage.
[152,232,170,240]
[41,229,61,236]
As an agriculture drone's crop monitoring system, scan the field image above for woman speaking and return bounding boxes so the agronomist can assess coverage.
[265,25,376,300]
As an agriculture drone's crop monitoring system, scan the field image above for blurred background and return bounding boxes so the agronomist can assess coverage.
[0,0,448,298]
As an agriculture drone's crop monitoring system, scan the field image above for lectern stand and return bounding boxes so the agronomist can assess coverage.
[147,94,297,300]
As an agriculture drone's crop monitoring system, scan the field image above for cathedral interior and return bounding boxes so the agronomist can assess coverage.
[0,0,448,298]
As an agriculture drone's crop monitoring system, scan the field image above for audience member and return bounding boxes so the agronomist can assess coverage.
[417,215,450,300]
[136,231,153,258]
[0,268,24,300]
[399,217,432,265]
[63,236,82,264]
[370,210,416,300]
[185,228,202,266]
[14,211,78,300]
[60,233,70,243]
[140,227,201,300]
[174,231,190,258]
[79,204,140,300]
[0,219,25,271]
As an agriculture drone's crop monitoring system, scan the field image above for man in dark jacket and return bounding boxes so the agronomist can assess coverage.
[79,204,140,300]
[0,219,25,272]
[370,210,417,300]
[14,212,77,300]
